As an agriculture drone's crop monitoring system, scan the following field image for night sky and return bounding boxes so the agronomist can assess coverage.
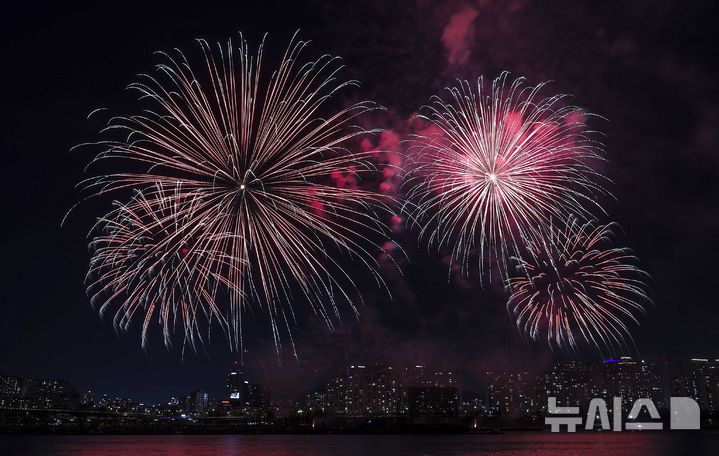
[2,0,718,403]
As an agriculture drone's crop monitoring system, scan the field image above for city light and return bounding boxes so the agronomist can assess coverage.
[3,357,717,433]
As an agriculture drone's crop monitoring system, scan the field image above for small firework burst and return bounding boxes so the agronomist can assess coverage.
[507,218,650,353]
[88,184,235,350]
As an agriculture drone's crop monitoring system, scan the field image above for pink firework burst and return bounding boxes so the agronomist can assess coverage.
[405,72,607,282]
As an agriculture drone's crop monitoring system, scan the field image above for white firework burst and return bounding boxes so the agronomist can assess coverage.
[81,32,393,354]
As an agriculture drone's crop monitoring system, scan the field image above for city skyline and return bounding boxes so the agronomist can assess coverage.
[3,355,718,435]
[4,355,719,406]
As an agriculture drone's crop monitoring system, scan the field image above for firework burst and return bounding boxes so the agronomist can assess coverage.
[507,218,650,352]
[80,33,391,354]
[88,184,235,349]
[405,72,607,282]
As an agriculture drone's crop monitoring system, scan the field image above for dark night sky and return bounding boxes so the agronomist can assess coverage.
[1,1,718,403]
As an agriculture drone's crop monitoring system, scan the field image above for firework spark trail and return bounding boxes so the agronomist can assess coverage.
[405,72,608,283]
[81,32,393,354]
[507,217,650,353]
[88,184,235,350]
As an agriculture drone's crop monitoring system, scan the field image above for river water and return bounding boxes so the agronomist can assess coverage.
[1,432,717,455]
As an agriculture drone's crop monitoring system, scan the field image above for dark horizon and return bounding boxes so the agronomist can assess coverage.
[2,0,719,405]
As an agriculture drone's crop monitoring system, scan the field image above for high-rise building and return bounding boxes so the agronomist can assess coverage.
[536,361,597,415]
[484,370,536,417]
[182,389,209,415]
[366,364,402,416]
[598,356,664,411]
[0,374,23,408]
[20,377,79,410]
[325,364,401,417]
[226,370,243,403]
[687,358,719,412]
[304,390,328,415]
[321,363,459,422]
[325,373,347,415]
[224,370,268,420]
[534,356,717,418]
[404,365,461,424]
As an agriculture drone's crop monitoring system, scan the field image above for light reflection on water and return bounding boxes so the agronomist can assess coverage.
[0,432,717,456]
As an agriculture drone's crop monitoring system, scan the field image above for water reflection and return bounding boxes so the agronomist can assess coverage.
[1,432,716,456]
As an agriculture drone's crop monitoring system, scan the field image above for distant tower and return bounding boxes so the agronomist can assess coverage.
[224,366,267,417]
[226,370,246,405]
